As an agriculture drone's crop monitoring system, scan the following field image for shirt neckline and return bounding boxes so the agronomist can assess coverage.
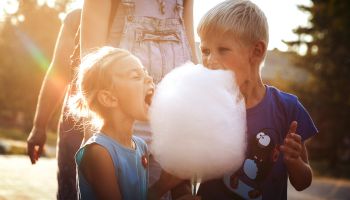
[246,85,270,115]
[97,132,138,153]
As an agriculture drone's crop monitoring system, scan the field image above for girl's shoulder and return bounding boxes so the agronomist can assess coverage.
[76,133,111,166]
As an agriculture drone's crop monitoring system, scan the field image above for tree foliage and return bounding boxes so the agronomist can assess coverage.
[286,0,350,166]
[0,0,67,130]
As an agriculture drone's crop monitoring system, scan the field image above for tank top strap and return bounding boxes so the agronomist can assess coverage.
[76,133,121,168]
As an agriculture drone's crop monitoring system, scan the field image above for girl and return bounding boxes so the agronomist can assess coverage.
[81,1,198,197]
[70,46,154,200]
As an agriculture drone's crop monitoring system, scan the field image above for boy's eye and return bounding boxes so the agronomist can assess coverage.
[219,47,230,53]
[201,49,210,56]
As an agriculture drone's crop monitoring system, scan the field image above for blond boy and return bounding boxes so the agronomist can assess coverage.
[197,1,318,199]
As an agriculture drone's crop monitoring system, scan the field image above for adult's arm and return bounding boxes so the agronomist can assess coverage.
[27,9,80,164]
[81,0,120,56]
[183,0,198,64]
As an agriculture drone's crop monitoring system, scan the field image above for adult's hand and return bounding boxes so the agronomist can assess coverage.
[27,127,47,164]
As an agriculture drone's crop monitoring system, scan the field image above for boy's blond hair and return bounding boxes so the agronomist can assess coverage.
[198,0,269,47]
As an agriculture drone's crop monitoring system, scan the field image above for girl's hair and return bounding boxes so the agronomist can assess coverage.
[68,46,136,128]
[197,0,269,47]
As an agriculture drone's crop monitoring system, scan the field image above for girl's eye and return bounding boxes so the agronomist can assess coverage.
[131,72,142,79]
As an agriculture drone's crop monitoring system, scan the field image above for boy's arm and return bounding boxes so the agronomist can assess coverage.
[27,10,79,164]
[183,0,198,64]
[80,144,122,199]
[280,121,312,191]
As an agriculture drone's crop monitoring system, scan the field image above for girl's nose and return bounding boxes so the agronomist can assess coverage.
[145,74,154,86]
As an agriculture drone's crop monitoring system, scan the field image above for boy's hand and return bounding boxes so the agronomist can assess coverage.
[280,121,302,165]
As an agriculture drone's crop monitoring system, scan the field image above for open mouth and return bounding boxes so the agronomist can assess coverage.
[145,89,154,107]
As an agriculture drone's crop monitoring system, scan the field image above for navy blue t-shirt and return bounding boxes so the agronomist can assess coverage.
[198,85,318,200]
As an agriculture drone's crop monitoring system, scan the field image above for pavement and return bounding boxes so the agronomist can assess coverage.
[0,155,350,200]
[0,155,57,200]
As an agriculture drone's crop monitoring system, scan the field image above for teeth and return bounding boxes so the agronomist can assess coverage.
[147,89,154,95]
[145,89,154,106]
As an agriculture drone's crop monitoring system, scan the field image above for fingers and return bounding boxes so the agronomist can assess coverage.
[280,144,300,159]
[281,132,303,163]
[288,121,298,135]
[37,145,44,161]
[283,153,299,163]
[283,136,302,151]
[284,133,301,145]
[27,142,36,164]
[282,121,304,165]
[27,141,44,164]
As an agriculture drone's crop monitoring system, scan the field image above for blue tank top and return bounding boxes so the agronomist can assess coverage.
[75,133,148,200]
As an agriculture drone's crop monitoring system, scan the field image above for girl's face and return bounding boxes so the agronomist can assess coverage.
[110,56,154,121]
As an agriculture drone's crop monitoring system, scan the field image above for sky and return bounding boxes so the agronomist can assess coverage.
[193,0,312,52]
[1,0,312,52]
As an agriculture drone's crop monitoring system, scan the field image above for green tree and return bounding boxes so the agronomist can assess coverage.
[0,0,68,131]
[286,0,350,168]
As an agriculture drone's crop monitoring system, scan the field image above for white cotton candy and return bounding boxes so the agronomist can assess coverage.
[149,63,247,181]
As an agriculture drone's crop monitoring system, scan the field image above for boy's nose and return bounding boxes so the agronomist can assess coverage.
[207,55,223,70]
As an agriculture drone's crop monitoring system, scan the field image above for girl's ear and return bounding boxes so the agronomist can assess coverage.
[97,90,118,108]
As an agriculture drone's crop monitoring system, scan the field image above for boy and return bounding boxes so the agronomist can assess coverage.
[197,0,318,199]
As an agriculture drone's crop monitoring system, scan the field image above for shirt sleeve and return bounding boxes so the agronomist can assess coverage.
[293,99,318,141]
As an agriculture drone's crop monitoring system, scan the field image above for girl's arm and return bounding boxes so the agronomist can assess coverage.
[81,0,120,56]
[80,144,121,199]
[183,0,198,64]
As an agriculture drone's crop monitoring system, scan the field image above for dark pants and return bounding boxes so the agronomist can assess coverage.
[56,115,83,200]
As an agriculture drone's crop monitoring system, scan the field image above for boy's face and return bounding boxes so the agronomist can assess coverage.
[109,56,154,121]
[200,35,253,87]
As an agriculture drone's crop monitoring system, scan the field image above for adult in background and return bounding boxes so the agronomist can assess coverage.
[27,9,83,200]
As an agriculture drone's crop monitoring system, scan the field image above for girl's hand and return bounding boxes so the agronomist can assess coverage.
[280,121,303,165]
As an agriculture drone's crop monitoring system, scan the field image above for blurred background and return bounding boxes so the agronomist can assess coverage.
[0,0,349,199]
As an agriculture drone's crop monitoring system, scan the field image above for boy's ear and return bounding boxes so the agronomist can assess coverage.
[97,90,118,108]
[250,40,267,64]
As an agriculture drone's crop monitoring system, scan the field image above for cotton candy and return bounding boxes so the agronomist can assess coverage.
[149,63,247,181]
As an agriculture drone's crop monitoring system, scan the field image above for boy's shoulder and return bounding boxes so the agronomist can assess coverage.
[267,85,299,107]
